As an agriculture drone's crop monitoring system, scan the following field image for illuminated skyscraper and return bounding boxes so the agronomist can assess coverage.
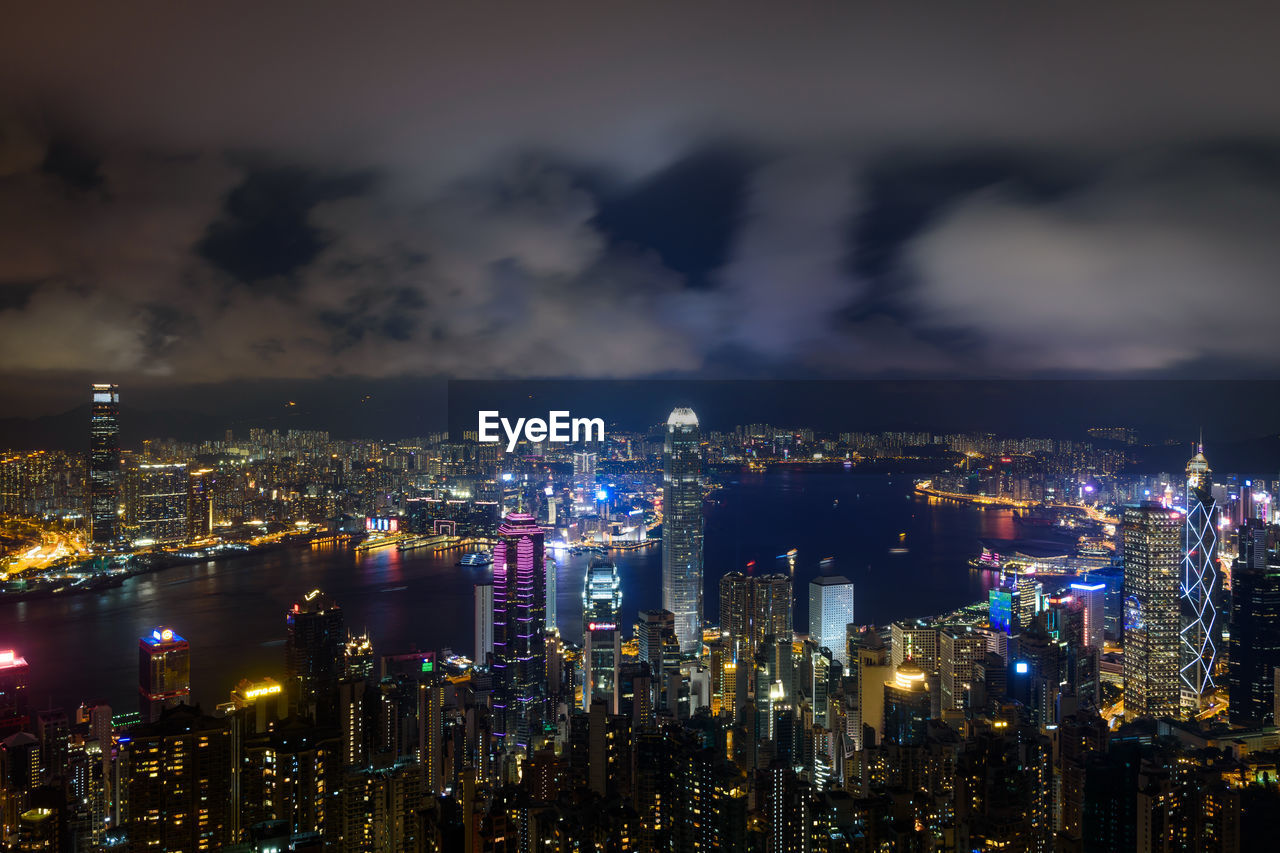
[850,630,891,751]
[636,608,681,716]
[1123,503,1182,719]
[751,574,792,654]
[285,589,345,726]
[582,561,623,712]
[883,663,931,746]
[239,719,338,838]
[1070,582,1107,650]
[939,626,986,712]
[583,624,622,713]
[186,467,214,540]
[88,384,120,547]
[573,451,597,496]
[121,705,235,850]
[133,462,189,545]
[343,631,374,680]
[227,677,287,733]
[17,807,57,850]
[1179,443,1220,711]
[662,407,703,654]
[718,571,791,662]
[492,511,547,747]
[989,577,1015,634]
[474,581,494,666]
[583,560,622,632]
[1015,575,1043,630]
[546,553,558,635]
[1227,519,1280,726]
[0,649,30,738]
[808,575,854,666]
[138,626,190,722]
[890,621,940,672]
[718,572,751,658]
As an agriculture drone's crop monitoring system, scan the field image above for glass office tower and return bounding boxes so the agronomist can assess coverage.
[662,407,703,654]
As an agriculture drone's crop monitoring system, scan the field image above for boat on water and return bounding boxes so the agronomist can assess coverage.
[458,552,493,567]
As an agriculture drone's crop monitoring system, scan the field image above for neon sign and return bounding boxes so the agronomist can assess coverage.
[243,684,282,699]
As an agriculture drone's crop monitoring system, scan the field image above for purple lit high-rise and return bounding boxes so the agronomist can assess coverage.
[492,512,547,749]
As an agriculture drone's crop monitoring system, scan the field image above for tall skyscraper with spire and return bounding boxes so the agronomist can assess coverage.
[662,407,704,654]
[492,511,547,748]
[1180,440,1220,712]
[88,383,120,547]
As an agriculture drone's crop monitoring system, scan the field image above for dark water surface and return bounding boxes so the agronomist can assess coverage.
[2,470,1014,711]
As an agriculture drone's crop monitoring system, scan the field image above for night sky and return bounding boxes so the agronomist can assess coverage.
[3,4,1280,427]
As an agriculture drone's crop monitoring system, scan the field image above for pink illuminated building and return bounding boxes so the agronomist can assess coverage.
[491,512,547,748]
[0,649,30,737]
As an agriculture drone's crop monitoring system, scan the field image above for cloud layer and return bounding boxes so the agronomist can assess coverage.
[1,2,1279,401]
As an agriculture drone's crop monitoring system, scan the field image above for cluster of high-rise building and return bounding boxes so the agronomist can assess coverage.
[8,391,1280,848]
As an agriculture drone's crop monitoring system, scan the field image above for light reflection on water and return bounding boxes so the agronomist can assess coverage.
[1,471,1009,712]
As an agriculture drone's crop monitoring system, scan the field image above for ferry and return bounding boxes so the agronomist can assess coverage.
[458,552,493,567]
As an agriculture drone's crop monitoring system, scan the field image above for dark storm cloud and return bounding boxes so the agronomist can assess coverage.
[594,145,760,285]
[199,167,376,287]
[0,0,1279,408]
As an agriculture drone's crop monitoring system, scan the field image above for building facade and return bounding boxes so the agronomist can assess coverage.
[88,384,120,547]
[808,575,854,666]
[662,407,704,654]
[1180,445,1220,712]
[1123,503,1182,719]
[492,512,547,748]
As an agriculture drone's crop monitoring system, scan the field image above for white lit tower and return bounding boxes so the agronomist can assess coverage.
[662,407,704,654]
[582,560,623,711]
[1179,441,1220,713]
[809,575,855,667]
[573,451,597,508]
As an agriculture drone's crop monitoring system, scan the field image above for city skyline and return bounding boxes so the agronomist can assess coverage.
[5,3,1280,849]
[3,388,1280,848]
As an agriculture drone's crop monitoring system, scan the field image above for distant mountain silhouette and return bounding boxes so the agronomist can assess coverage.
[3,398,1278,478]
[0,404,228,451]
[1131,434,1280,476]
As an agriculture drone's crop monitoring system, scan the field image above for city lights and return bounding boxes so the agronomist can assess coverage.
[1,4,1278,847]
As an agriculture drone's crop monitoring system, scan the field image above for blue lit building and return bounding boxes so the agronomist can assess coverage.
[138,627,190,723]
[1179,444,1220,713]
[989,583,1014,634]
